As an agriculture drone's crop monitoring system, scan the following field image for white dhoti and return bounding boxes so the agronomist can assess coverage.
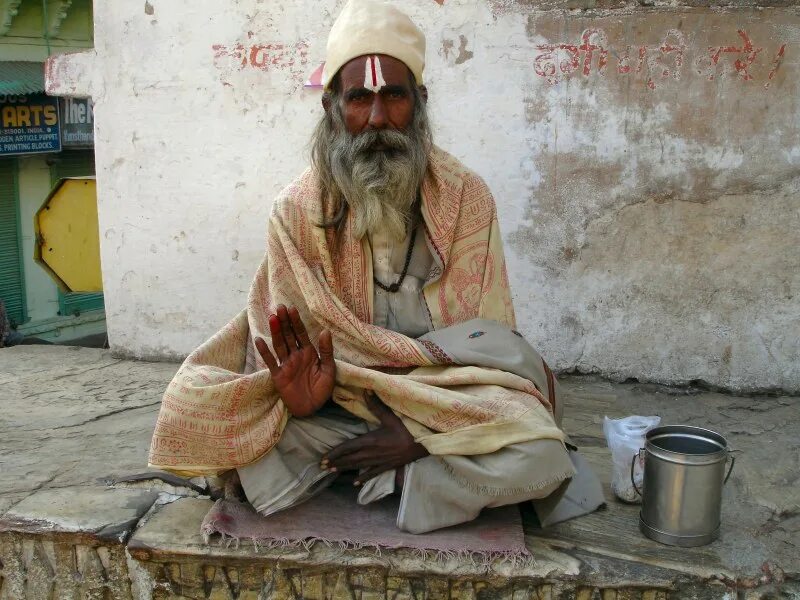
[238,404,577,533]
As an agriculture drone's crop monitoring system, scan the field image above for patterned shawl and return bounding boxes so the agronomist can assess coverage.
[148,147,564,476]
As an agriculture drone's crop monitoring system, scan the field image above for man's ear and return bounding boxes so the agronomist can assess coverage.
[418,85,429,104]
[322,92,332,113]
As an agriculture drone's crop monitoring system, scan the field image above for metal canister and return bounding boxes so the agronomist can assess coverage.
[631,425,735,547]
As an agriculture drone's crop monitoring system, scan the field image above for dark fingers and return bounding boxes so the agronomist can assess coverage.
[321,435,371,468]
[255,337,279,373]
[288,307,312,347]
[365,393,397,425]
[276,304,300,351]
[326,449,384,472]
[268,314,290,362]
[317,330,334,366]
[353,465,392,487]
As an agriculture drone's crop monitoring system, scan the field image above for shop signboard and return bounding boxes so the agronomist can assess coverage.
[0,93,61,156]
[60,97,94,147]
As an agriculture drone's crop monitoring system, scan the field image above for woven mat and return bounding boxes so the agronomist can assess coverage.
[201,486,530,563]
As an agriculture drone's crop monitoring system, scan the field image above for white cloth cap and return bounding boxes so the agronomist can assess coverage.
[322,0,426,90]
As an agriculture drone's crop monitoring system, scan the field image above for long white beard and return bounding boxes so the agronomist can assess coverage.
[328,123,429,242]
[345,153,418,241]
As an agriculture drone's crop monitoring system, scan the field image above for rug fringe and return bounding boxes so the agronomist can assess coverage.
[202,528,534,572]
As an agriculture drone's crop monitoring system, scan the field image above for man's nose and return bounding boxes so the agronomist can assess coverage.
[368,94,388,129]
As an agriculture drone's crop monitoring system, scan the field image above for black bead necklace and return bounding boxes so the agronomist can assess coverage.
[373,226,418,294]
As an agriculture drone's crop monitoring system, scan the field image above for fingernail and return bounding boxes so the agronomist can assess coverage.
[329,467,337,473]
[354,481,361,486]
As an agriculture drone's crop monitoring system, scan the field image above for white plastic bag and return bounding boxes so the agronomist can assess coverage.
[603,415,661,503]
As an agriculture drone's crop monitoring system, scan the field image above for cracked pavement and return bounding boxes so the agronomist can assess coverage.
[0,345,177,515]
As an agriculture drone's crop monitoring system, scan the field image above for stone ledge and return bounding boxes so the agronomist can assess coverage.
[125,498,664,598]
[0,346,797,599]
[121,496,797,599]
[16,310,106,338]
[0,487,158,545]
[0,487,159,599]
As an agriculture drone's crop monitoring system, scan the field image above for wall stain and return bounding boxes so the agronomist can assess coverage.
[441,35,474,64]
[455,35,474,64]
[144,1,154,15]
[441,38,455,61]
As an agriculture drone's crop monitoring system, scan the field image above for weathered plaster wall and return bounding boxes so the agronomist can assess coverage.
[46,0,800,391]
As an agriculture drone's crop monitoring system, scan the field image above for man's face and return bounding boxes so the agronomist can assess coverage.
[335,54,418,135]
[312,55,432,241]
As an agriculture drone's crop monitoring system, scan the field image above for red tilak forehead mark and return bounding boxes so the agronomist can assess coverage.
[370,56,378,87]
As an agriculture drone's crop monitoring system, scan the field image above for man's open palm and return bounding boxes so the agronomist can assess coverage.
[255,305,335,418]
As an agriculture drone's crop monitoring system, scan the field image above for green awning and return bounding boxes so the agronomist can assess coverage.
[0,61,45,95]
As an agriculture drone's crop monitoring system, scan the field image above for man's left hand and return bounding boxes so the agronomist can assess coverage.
[320,394,429,485]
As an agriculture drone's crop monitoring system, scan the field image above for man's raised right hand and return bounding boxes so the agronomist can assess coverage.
[255,304,335,418]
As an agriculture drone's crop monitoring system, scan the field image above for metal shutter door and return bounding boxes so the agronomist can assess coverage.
[0,158,26,326]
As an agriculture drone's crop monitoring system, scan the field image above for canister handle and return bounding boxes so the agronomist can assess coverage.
[723,452,737,485]
[630,449,644,496]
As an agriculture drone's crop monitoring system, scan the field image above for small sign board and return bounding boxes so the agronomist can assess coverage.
[0,93,61,156]
[60,97,94,147]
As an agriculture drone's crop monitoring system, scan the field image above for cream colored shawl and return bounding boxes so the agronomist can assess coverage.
[148,147,564,476]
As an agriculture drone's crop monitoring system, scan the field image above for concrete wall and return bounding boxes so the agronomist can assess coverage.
[46,0,800,392]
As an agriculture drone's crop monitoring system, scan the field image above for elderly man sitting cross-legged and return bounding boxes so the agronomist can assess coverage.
[149,0,603,534]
